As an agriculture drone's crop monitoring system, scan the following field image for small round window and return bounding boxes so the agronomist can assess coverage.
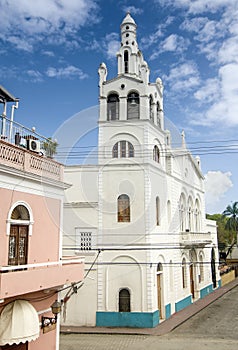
[126,25,129,30]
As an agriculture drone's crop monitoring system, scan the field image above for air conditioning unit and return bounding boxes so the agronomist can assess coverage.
[27,139,41,153]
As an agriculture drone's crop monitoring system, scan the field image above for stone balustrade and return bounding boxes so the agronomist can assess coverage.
[0,139,63,181]
[181,231,213,248]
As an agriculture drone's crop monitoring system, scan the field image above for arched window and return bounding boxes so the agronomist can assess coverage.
[128,142,134,157]
[157,102,161,128]
[118,194,130,222]
[8,204,30,267]
[182,258,187,288]
[107,94,119,120]
[112,143,118,158]
[156,196,160,226]
[119,288,130,312]
[194,199,201,232]
[153,145,160,163]
[199,254,204,283]
[149,95,154,121]
[124,50,129,73]
[127,92,139,119]
[187,197,193,232]
[179,194,186,232]
[112,141,134,158]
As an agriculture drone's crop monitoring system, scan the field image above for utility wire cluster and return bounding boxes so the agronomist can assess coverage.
[56,138,238,162]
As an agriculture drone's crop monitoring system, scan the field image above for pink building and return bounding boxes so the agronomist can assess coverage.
[0,86,84,350]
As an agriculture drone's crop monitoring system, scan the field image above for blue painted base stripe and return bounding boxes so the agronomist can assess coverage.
[96,310,159,328]
[175,295,192,312]
[165,304,171,319]
[200,284,213,299]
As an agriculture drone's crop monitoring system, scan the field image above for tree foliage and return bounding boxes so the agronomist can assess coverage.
[42,137,58,158]
[207,202,238,257]
[222,201,238,233]
[206,213,231,248]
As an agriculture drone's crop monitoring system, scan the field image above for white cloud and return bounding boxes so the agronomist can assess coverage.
[195,63,238,126]
[162,34,179,51]
[42,51,55,57]
[180,17,208,32]
[165,62,200,92]
[141,28,163,50]
[195,20,221,43]
[46,65,88,79]
[0,0,99,51]
[180,17,223,43]
[151,34,189,59]
[194,78,219,103]
[6,36,33,52]
[205,170,233,209]
[155,0,233,14]
[141,16,174,50]
[218,36,238,64]
[103,33,120,60]
[27,70,43,82]
[173,2,238,129]
[181,16,227,62]
[123,6,143,15]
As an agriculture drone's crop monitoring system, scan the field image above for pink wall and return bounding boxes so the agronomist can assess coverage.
[0,262,84,299]
[0,188,61,266]
[0,292,57,350]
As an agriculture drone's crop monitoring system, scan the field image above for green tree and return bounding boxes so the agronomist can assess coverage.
[43,137,58,159]
[222,202,238,256]
[206,213,230,248]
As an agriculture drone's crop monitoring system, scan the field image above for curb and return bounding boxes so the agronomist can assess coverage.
[61,278,238,336]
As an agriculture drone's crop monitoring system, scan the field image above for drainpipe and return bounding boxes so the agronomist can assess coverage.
[9,99,19,142]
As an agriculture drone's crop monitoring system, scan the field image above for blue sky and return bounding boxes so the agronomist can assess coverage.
[0,0,238,214]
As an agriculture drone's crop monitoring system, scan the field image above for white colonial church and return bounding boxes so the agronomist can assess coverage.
[62,13,219,328]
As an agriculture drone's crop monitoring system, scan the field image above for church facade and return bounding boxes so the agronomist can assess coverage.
[62,14,219,328]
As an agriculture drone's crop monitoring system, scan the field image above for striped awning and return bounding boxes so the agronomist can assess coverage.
[0,300,39,346]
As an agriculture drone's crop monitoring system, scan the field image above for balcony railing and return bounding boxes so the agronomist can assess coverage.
[180,231,213,248]
[0,139,63,181]
[0,114,51,147]
[0,257,84,299]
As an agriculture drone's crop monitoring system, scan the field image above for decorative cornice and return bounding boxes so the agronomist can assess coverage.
[64,202,98,208]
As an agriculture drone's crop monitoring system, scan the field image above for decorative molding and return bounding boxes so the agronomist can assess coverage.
[64,202,98,208]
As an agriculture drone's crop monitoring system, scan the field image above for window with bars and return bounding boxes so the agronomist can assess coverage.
[75,228,96,252]
[80,231,92,250]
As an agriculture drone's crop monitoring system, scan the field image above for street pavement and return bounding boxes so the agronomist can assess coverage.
[60,278,238,350]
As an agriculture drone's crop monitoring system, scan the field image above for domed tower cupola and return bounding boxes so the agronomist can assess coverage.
[117,13,143,77]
